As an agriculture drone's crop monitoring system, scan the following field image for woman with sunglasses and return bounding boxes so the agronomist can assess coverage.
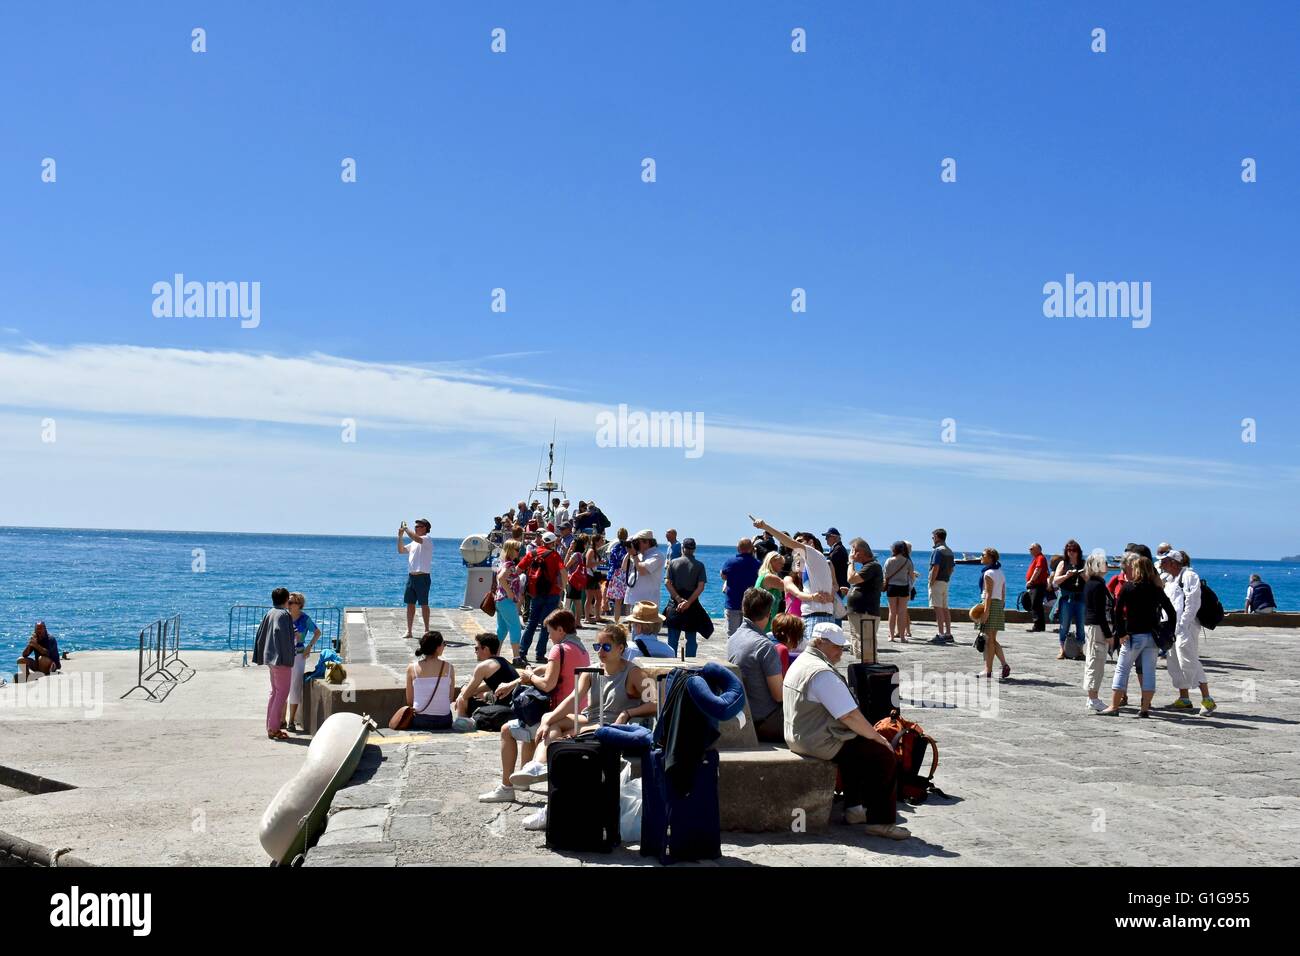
[1051,539,1087,660]
[508,624,656,792]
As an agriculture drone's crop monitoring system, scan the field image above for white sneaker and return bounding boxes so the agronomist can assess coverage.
[523,808,548,831]
[844,805,868,825]
[478,784,516,803]
[1087,698,1107,713]
[510,760,549,789]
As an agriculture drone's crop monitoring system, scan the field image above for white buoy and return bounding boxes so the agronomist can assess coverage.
[460,534,495,610]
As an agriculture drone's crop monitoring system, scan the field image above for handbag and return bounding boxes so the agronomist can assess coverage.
[472,703,513,731]
[511,644,564,726]
[390,662,445,730]
[480,587,497,617]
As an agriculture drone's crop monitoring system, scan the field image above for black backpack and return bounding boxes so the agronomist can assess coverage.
[1196,579,1225,630]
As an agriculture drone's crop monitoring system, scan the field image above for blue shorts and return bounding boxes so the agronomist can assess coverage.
[404,573,431,607]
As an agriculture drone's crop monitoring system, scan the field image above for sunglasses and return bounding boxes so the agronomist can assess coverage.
[591,642,615,653]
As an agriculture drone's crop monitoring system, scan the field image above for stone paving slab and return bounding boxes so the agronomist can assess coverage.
[304,606,1300,867]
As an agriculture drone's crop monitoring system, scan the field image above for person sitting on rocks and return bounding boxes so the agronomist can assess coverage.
[783,622,910,840]
[454,633,519,718]
[479,609,589,804]
[17,621,61,679]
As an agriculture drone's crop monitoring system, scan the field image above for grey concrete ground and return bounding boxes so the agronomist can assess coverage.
[4,607,1297,867]
[307,607,1300,867]
[0,650,308,865]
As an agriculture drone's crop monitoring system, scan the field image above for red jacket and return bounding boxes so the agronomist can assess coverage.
[1026,553,1049,586]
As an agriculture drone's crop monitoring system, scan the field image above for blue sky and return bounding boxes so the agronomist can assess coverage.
[1,2,1298,557]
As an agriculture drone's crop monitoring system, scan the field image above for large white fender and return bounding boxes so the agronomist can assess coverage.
[259,712,371,863]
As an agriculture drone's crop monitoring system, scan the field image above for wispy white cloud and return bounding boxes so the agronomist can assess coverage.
[0,341,1276,490]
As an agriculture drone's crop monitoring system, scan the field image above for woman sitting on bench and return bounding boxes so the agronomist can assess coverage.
[509,623,657,790]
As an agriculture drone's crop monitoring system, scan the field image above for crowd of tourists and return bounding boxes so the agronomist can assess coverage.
[241,505,1276,841]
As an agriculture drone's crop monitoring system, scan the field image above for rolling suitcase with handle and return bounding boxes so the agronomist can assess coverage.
[847,662,900,724]
[639,668,722,864]
[545,665,621,852]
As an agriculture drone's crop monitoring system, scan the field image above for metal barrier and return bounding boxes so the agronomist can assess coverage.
[120,613,186,700]
[228,605,345,667]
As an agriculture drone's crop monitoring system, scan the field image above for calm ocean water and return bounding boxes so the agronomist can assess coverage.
[2,527,1296,658]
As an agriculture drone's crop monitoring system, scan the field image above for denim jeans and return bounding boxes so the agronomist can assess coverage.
[666,628,697,658]
[1058,593,1085,646]
[495,597,521,649]
[519,593,560,659]
[1112,632,1157,694]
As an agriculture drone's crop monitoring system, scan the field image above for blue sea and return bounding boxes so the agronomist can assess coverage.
[2,527,1296,658]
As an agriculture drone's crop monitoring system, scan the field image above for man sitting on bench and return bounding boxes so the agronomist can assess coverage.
[726,587,785,742]
[783,622,910,840]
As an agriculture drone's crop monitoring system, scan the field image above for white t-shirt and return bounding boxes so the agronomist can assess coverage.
[806,669,858,721]
[982,567,1006,600]
[406,538,432,575]
[800,547,834,616]
[625,546,664,608]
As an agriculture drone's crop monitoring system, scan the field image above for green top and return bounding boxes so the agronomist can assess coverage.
[758,576,783,633]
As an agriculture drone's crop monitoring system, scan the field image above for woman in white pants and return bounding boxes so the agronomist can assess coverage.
[1081,549,1113,713]
[1159,550,1216,716]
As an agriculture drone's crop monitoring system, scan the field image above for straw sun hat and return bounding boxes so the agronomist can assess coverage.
[969,602,988,622]
[622,601,664,630]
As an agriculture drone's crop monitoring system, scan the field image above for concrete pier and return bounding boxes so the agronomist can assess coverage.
[305,607,1300,867]
[2,608,1298,866]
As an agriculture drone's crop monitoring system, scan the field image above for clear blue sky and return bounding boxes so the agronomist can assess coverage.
[1,2,1298,558]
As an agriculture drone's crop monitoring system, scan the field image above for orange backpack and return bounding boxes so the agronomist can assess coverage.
[874,710,943,803]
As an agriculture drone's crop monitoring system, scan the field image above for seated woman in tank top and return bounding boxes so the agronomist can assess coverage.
[405,631,457,731]
[508,623,658,790]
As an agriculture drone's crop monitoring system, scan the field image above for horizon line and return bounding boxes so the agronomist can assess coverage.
[0,525,1294,565]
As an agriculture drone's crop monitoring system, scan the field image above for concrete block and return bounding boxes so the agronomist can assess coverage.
[718,746,836,833]
[305,664,405,734]
[326,807,389,830]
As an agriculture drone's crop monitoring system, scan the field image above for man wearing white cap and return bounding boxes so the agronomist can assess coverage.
[1159,550,1216,716]
[783,622,910,839]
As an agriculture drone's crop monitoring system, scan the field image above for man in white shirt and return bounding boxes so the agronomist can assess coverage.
[624,529,665,612]
[555,499,571,529]
[783,622,909,840]
[1160,550,1216,716]
[750,516,835,647]
[397,518,433,639]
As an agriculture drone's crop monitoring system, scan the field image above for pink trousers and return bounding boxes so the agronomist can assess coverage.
[266,664,293,735]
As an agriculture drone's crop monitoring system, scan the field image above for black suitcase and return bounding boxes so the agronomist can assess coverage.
[847,662,900,723]
[640,669,722,863]
[545,666,621,852]
[640,747,721,864]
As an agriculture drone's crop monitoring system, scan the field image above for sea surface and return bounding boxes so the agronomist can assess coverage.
[2,527,1296,658]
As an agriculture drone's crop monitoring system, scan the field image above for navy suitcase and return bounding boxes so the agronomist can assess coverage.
[847,662,899,723]
[545,666,621,852]
[639,747,721,864]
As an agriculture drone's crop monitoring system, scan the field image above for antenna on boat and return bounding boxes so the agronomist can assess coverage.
[559,443,567,491]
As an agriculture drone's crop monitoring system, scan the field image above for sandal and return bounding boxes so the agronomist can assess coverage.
[268,731,290,740]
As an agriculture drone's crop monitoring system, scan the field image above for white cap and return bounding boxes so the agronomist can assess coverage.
[811,622,847,647]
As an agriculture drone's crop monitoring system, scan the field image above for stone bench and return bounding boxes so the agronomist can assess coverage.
[625,659,836,832]
[304,664,405,735]
[718,745,836,832]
